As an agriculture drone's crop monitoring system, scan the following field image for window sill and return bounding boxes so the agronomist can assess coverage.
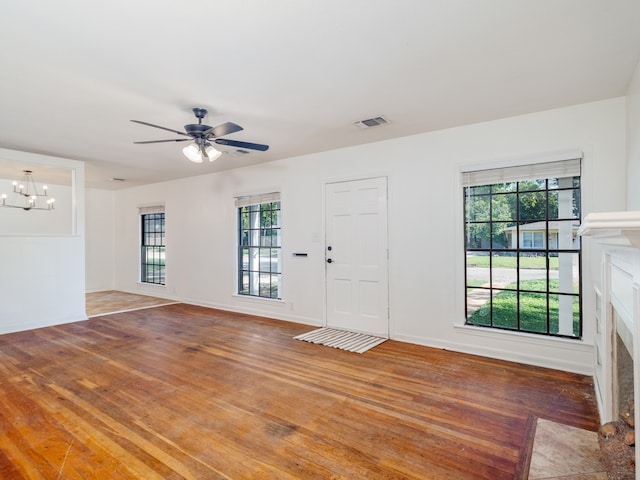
[453,322,590,347]
[232,294,285,306]
[136,282,167,288]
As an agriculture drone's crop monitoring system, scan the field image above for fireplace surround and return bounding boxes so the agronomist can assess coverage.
[579,211,640,476]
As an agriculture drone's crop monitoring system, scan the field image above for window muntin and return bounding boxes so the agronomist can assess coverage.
[140,212,165,285]
[464,167,581,338]
[238,200,281,299]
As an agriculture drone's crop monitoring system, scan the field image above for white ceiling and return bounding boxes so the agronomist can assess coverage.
[1,1,639,190]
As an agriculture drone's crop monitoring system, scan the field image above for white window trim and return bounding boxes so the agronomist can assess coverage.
[235,192,280,208]
[460,149,583,180]
[462,157,581,187]
[139,205,166,286]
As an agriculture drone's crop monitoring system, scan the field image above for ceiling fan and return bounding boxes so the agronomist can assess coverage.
[131,107,269,163]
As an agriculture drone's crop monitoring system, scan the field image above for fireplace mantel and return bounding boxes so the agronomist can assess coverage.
[578,211,640,248]
[579,211,640,478]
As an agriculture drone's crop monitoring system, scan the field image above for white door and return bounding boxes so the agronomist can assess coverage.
[325,177,389,337]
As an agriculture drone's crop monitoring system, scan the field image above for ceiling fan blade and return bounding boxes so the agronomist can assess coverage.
[134,139,191,144]
[207,122,243,138]
[214,138,269,151]
[130,119,189,136]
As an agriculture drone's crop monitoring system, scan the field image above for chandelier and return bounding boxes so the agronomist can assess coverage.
[1,170,55,211]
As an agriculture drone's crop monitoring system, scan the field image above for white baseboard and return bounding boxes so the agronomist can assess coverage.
[0,314,88,336]
[391,330,594,375]
[176,297,323,328]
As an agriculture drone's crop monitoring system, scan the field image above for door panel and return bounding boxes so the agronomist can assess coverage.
[325,177,389,337]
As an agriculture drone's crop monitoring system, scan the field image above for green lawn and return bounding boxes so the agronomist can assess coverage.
[466,255,558,270]
[466,279,485,292]
[467,279,580,336]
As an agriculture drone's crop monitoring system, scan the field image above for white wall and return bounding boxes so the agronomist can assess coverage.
[0,149,86,334]
[627,58,640,210]
[111,98,626,374]
[85,188,115,292]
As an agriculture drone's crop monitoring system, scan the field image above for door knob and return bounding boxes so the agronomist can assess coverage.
[327,258,333,263]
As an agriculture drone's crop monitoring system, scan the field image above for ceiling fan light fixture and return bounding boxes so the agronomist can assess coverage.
[205,144,222,162]
[182,143,203,163]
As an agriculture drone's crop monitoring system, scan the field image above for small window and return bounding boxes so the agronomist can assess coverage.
[140,208,165,285]
[522,231,544,249]
[236,193,281,299]
[462,158,582,338]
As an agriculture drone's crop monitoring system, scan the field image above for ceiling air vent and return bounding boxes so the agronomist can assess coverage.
[354,116,389,129]
[229,149,251,156]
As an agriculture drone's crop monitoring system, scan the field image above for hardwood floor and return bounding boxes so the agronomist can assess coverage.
[85,290,176,317]
[0,304,599,479]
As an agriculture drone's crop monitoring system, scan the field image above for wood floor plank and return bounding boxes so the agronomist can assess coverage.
[85,290,176,317]
[0,304,599,479]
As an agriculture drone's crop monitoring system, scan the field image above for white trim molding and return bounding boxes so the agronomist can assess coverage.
[578,211,640,248]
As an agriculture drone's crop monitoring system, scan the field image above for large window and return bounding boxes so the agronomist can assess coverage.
[140,207,165,285]
[237,193,281,299]
[463,158,581,338]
